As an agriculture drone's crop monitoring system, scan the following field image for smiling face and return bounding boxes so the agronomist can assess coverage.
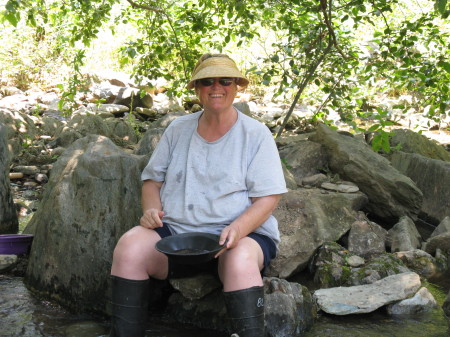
[195,77,238,113]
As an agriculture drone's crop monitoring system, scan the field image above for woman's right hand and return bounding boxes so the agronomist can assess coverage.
[140,208,165,229]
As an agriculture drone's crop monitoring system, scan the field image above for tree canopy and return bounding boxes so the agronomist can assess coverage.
[1,0,449,146]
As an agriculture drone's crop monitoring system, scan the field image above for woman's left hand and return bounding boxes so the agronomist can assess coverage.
[215,225,241,258]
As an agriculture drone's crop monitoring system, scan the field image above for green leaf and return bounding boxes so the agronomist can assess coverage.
[439,61,450,74]
[435,0,448,14]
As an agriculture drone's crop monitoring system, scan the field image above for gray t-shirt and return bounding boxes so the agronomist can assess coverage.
[141,110,287,245]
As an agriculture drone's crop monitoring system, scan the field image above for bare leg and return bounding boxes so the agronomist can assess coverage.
[218,237,264,292]
[111,225,168,280]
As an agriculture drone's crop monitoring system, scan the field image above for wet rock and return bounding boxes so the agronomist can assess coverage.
[313,272,421,315]
[394,250,439,278]
[387,287,438,315]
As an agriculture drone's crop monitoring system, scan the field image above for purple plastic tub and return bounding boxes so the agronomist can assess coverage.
[0,234,34,255]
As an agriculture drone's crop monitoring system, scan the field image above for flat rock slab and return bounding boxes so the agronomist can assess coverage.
[313,272,421,315]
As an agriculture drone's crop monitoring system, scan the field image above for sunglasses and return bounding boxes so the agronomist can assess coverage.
[197,78,235,87]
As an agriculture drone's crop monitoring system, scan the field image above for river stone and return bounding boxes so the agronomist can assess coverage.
[390,151,450,224]
[0,254,17,271]
[0,123,19,234]
[264,277,316,337]
[313,272,421,315]
[348,220,387,258]
[309,123,423,224]
[387,216,422,252]
[423,232,450,255]
[394,250,438,279]
[387,287,438,315]
[23,135,147,314]
[266,188,368,278]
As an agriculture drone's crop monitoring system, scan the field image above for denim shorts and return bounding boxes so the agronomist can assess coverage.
[155,223,277,279]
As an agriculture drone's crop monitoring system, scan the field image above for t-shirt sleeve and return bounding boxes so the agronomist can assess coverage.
[246,126,288,197]
[141,128,171,182]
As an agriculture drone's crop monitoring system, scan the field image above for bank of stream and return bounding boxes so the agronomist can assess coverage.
[1,271,449,337]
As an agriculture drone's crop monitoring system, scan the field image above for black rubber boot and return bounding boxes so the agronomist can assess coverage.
[223,286,265,337]
[110,276,150,337]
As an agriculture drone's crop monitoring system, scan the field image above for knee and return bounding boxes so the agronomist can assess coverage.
[113,227,151,262]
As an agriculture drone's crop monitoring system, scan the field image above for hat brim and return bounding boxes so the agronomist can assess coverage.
[187,65,249,89]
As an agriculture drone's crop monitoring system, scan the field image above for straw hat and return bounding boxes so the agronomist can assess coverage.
[187,54,249,89]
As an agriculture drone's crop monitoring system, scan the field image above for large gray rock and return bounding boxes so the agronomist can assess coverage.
[389,129,450,162]
[23,135,147,313]
[391,151,450,224]
[166,277,317,337]
[278,140,328,183]
[309,124,423,223]
[267,188,368,278]
[313,272,421,315]
[387,216,422,252]
[0,124,18,234]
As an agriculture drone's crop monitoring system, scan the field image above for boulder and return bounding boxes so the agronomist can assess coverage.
[23,135,147,314]
[348,220,387,258]
[266,188,368,278]
[278,140,328,183]
[0,124,19,234]
[309,123,423,223]
[387,287,438,315]
[389,129,450,162]
[387,216,422,252]
[390,151,450,224]
[313,272,421,315]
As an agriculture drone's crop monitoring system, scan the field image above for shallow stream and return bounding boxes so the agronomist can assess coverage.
[0,275,448,337]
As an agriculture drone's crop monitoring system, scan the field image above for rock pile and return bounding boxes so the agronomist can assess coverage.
[0,75,449,335]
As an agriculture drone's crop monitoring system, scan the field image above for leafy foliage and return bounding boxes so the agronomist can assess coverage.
[1,0,449,149]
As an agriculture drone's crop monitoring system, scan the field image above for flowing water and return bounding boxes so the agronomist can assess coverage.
[0,274,448,337]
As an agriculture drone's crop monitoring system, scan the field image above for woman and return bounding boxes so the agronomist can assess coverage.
[110,53,287,337]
